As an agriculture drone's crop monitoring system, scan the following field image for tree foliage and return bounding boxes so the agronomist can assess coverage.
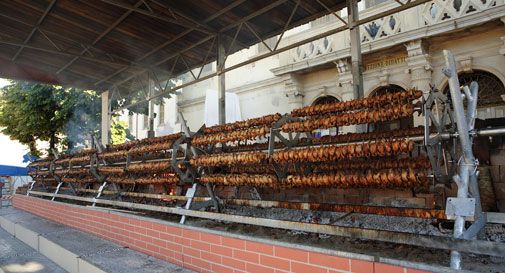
[110,118,134,145]
[0,81,101,156]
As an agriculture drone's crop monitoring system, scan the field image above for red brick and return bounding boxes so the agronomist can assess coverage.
[309,252,349,271]
[350,260,374,273]
[201,233,222,245]
[159,232,174,241]
[152,238,167,248]
[211,264,234,273]
[233,249,259,263]
[245,241,274,255]
[222,237,246,249]
[159,247,174,258]
[407,269,433,273]
[192,257,211,270]
[222,257,246,271]
[260,255,290,271]
[182,229,201,240]
[374,263,404,273]
[201,251,222,264]
[291,262,326,273]
[211,245,233,256]
[274,246,308,262]
[246,263,275,273]
[146,229,160,238]
[166,226,183,236]
[191,240,212,252]
[146,243,159,253]
[151,223,167,233]
[166,242,183,253]
[183,246,201,258]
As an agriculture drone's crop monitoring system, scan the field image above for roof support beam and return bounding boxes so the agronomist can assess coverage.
[11,0,57,61]
[96,0,212,35]
[56,0,145,74]
[112,0,432,112]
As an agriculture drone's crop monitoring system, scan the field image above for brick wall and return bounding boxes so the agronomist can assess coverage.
[13,195,432,273]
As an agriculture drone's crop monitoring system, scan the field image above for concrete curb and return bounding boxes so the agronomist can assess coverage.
[0,215,106,273]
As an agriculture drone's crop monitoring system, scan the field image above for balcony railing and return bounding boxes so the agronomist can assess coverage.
[288,0,504,64]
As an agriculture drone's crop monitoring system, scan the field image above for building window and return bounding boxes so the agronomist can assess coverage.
[158,102,165,126]
[443,70,505,108]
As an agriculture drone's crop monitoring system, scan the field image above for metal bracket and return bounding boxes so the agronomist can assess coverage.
[445,197,476,219]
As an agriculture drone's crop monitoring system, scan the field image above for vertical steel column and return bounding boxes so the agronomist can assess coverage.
[347,0,364,99]
[147,74,156,138]
[217,34,226,125]
[444,50,478,270]
[101,91,110,146]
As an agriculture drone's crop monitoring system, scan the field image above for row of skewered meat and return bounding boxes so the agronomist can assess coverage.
[203,114,281,134]
[107,133,182,151]
[28,171,50,177]
[285,169,428,189]
[54,155,91,165]
[107,175,179,185]
[283,104,415,132]
[313,156,431,172]
[272,140,414,163]
[190,151,267,167]
[192,126,269,146]
[310,126,427,145]
[61,177,96,184]
[29,158,54,167]
[54,168,90,176]
[291,89,422,117]
[222,126,426,153]
[200,174,278,187]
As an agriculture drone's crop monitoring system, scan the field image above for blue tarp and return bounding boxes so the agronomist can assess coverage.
[0,165,28,176]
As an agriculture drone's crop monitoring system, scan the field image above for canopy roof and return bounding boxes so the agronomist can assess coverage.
[0,165,28,176]
[0,0,346,94]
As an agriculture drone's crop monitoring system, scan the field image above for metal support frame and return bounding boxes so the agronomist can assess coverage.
[217,34,226,126]
[177,112,220,224]
[443,50,484,270]
[101,91,111,146]
[347,0,364,99]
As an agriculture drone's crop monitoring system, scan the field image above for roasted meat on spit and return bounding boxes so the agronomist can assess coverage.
[190,151,268,167]
[283,104,415,133]
[291,89,422,117]
[204,113,281,134]
[200,174,278,187]
[272,139,415,163]
[192,126,269,146]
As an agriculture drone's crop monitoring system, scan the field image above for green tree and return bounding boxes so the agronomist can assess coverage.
[0,81,101,155]
[110,118,134,144]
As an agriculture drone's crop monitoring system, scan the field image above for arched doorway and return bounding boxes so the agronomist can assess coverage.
[443,70,505,119]
[368,84,414,132]
[313,95,339,137]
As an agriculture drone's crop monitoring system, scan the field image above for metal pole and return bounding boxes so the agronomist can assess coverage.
[347,0,364,99]
[147,75,155,138]
[217,34,226,125]
[443,50,478,270]
[101,91,110,146]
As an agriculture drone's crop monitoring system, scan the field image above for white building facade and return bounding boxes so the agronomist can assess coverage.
[126,0,505,137]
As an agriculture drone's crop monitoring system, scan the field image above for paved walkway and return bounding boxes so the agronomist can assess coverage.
[0,227,66,273]
[0,208,194,273]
